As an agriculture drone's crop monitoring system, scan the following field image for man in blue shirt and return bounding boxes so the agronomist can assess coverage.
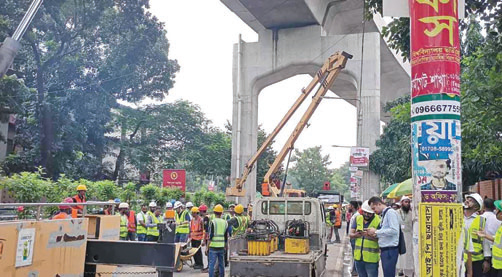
[366,196,400,277]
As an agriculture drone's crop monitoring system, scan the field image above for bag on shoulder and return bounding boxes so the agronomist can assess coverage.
[398,227,406,255]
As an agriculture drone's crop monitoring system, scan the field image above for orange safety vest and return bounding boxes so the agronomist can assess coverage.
[128,210,136,232]
[52,212,70,220]
[334,210,342,228]
[190,216,204,241]
[72,194,86,211]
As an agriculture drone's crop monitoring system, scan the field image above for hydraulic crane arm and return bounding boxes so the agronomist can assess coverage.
[264,51,353,197]
[227,51,352,197]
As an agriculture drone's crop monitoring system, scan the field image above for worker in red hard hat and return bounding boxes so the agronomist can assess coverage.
[52,197,74,220]
[199,204,210,272]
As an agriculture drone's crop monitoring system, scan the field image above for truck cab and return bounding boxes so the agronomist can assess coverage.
[229,197,327,277]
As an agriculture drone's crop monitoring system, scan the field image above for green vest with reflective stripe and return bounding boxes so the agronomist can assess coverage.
[175,210,190,234]
[223,213,231,221]
[492,224,502,269]
[354,215,381,263]
[326,212,333,226]
[465,216,485,262]
[120,214,128,238]
[137,211,147,235]
[210,218,227,248]
[147,211,160,236]
[232,215,248,236]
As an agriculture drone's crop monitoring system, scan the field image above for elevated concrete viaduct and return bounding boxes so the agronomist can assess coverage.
[223,0,410,204]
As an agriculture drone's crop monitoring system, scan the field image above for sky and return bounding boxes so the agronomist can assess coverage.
[149,0,357,168]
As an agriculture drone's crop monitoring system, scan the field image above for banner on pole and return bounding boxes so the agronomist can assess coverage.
[419,203,463,276]
[350,147,370,168]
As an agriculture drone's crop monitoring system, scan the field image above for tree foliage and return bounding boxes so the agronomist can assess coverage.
[289,146,331,196]
[0,0,179,179]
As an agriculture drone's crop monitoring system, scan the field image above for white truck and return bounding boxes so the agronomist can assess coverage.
[229,197,328,277]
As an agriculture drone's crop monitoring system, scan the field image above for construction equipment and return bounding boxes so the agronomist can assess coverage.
[227,51,353,197]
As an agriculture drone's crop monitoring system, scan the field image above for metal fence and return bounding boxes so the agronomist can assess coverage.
[0,201,115,221]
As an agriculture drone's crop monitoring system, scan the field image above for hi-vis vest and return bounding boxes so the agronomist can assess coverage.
[127,210,136,232]
[492,224,502,269]
[137,212,147,235]
[232,215,248,236]
[210,218,227,248]
[354,214,381,263]
[175,210,190,234]
[465,216,486,262]
[325,212,333,226]
[147,211,160,237]
[190,216,204,240]
[120,214,128,238]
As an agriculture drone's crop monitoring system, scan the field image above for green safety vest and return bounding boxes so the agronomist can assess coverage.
[223,213,231,221]
[232,215,248,236]
[137,211,147,235]
[325,212,333,226]
[120,214,128,238]
[175,210,190,234]
[492,224,502,269]
[210,218,228,248]
[465,216,486,262]
[354,214,381,263]
[147,211,161,237]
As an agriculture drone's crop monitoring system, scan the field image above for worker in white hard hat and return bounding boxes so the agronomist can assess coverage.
[464,193,490,276]
[136,203,148,241]
[118,202,130,241]
[349,200,381,277]
[185,201,194,221]
[146,202,163,241]
[174,201,190,243]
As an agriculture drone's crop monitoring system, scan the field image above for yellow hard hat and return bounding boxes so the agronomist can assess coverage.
[191,207,199,213]
[333,204,339,208]
[77,184,87,191]
[235,204,244,214]
[213,204,224,213]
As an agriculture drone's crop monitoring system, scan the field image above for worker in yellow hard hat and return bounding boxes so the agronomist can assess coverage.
[332,204,342,243]
[228,204,248,237]
[207,204,229,277]
[190,206,205,270]
[71,184,87,217]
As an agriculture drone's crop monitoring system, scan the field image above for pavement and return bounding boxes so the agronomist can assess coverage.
[109,223,355,277]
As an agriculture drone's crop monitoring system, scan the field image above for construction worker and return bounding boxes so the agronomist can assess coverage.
[350,200,381,277]
[146,202,162,242]
[199,204,210,272]
[125,203,137,241]
[136,204,148,241]
[174,201,190,243]
[333,204,342,243]
[189,206,205,270]
[247,204,253,220]
[477,200,502,276]
[186,202,194,221]
[228,204,248,236]
[119,203,129,240]
[206,204,229,277]
[464,193,490,276]
[71,184,87,216]
[225,204,235,221]
[164,202,175,222]
[104,200,115,215]
[325,206,334,243]
[52,197,74,220]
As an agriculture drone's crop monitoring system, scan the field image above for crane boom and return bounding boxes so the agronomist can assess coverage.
[226,51,352,197]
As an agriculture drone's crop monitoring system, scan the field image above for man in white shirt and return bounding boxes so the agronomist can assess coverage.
[348,201,361,276]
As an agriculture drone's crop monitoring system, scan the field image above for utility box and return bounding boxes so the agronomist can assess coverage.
[284,237,309,254]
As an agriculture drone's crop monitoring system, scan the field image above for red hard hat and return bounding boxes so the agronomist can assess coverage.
[59,197,74,210]
[199,205,208,212]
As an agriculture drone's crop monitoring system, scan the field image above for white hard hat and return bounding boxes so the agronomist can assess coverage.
[361,200,374,214]
[166,202,173,208]
[174,201,182,209]
[119,202,129,209]
[327,206,334,210]
[465,193,483,210]
[149,201,157,208]
[186,202,194,208]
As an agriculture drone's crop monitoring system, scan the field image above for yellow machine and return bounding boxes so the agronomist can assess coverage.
[227,51,353,197]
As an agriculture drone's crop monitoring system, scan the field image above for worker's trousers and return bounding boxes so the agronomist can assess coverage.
[208,247,225,277]
[333,227,341,242]
[191,239,204,267]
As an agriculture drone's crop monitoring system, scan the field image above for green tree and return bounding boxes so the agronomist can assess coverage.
[0,0,179,179]
[331,162,351,200]
[370,97,412,184]
[256,127,281,193]
[289,146,331,196]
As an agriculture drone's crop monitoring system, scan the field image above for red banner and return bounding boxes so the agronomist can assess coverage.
[410,0,460,98]
[162,169,186,192]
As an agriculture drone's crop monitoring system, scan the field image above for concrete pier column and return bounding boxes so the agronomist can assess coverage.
[356,32,381,199]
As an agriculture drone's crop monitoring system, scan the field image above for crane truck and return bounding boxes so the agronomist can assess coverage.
[227,51,353,198]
